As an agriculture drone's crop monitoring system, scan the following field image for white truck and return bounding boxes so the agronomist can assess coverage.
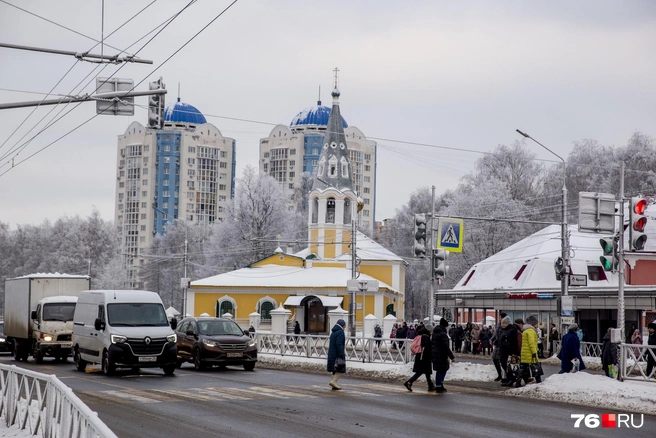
[4,274,90,363]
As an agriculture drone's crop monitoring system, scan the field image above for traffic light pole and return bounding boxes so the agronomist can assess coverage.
[429,185,436,324]
[618,162,625,341]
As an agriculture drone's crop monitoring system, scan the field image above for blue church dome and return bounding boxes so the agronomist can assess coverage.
[290,104,347,128]
[164,100,207,125]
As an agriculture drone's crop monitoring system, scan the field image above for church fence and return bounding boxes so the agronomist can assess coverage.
[255,333,412,364]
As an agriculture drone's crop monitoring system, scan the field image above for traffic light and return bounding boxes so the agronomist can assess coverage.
[148,77,165,129]
[433,248,449,279]
[599,237,618,272]
[629,197,648,251]
[413,214,427,258]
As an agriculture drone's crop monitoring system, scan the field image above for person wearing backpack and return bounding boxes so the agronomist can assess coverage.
[403,325,435,392]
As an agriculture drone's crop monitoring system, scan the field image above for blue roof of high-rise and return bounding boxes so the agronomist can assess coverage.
[290,104,347,128]
[164,100,207,125]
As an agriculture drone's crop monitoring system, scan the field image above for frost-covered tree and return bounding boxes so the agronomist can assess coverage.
[95,254,131,290]
[201,166,299,276]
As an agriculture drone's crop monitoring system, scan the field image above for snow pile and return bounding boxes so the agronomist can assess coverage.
[508,372,656,415]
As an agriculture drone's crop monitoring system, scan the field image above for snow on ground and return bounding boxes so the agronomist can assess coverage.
[508,372,656,415]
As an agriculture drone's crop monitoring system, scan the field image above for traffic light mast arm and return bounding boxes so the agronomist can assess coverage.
[0,89,167,111]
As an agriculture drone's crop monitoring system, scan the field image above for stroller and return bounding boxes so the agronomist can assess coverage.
[505,355,521,385]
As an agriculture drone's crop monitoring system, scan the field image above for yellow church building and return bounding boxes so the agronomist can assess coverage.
[187,85,406,333]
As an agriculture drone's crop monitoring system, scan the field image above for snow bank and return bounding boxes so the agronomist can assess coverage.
[508,372,656,415]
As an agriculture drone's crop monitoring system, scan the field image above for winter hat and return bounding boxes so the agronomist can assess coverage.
[336,319,346,328]
[649,322,656,330]
[526,315,539,326]
[439,318,449,328]
[425,324,434,333]
[501,316,512,325]
[568,323,578,331]
[514,318,524,325]
[500,312,508,318]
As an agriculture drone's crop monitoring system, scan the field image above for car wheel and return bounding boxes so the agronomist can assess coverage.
[14,346,22,362]
[74,350,87,372]
[163,364,176,376]
[193,348,205,370]
[176,359,184,368]
[102,350,116,376]
[243,362,255,371]
[34,347,43,364]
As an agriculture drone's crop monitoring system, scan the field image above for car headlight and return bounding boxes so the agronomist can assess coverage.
[166,333,177,343]
[0,338,6,343]
[43,334,53,342]
[202,339,216,348]
[110,334,127,344]
[248,340,256,347]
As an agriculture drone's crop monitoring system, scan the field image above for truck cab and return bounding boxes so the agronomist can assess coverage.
[30,296,77,363]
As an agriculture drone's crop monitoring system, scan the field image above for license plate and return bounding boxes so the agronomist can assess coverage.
[60,343,72,348]
[226,352,243,358]
[138,356,157,362]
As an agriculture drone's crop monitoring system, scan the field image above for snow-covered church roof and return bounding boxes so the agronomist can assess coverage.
[454,224,620,291]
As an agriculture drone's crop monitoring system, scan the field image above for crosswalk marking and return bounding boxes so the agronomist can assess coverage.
[85,381,426,404]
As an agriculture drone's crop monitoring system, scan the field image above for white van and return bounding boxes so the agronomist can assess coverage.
[72,290,178,376]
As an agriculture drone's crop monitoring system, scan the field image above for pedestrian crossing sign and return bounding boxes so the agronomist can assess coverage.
[437,218,463,252]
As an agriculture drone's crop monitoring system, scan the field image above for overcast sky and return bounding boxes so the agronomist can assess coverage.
[1,0,655,229]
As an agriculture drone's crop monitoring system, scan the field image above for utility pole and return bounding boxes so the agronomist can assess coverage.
[0,88,166,111]
[350,218,357,337]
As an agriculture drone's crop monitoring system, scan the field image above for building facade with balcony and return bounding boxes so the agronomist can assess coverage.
[259,98,377,237]
[114,99,236,287]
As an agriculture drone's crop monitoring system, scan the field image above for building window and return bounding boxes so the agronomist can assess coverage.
[142,191,147,197]
[142,180,148,186]
[363,187,370,194]
[289,172,295,178]
[141,213,147,220]
[312,148,318,155]
[164,157,170,163]
[188,158,195,165]
[344,198,351,223]
[326,197,335,223]
[219,173,227,180]
[364,165,371,171]
[144,145,149,152]
[188,169,195,177]
[363,210,370,217]
[289,183,294,190]
[163,191,170,197]
[364,198,370,205]
[220,151,227,158]
[187,192,193,199]
[364,176,370,182]
[312,198,319,223]
[220,162,227,168]
[143,168,149,175]
[140,236,145,243]
[119,182,125,188]
[290,149,296,155]
[290,160,295,166]
[259,300,275,321]
[164,167,170,175]
[364,154,371,160]
[163,179,169,186]
[141,225,146,231]
[218,300,234,317]
[219,195,226,201]
[188,146,196,153]
[264,152,269,158]
[219,184,226,191]
[163,202,168,208]
[141,202,147,208]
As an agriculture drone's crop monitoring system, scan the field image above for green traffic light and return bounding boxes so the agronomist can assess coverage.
[599,238,613,254]
[599,256,613,271]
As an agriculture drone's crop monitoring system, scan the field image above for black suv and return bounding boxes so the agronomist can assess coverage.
[175,317,257,371]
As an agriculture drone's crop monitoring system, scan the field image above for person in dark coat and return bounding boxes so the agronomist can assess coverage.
[431,318,455,393]
[480,327,491,355]
[601,327,618,378]
[454,324,464,353]
[548,323,559,357]
[559,323,586,374]
[500,316,520,386]
[646,322,656,379]
[403,325,435,392]
[293,321,301,343]
[327,319,346,390]
[374,324,383,348]
[396,322,408,351]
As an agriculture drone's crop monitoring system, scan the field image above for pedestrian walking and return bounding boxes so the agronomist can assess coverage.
[374,323,383,348]
[293,321,301,343]
[407,324,417,340]
[646,323,656,379]
[327,319,346,390]
[480,326,491,355]
[431,318,455,393]
[548,323,558,357]
[499,316,520,386]
[559,323,586,374]
[448,324,456,350]
[491,312,507,380]
[390,323,398,350]
[471,323,481,355]
[631,328,643,358]
[601,328,618,378]
[396,321,409,351]
[403,325,435,392]
[454,324,464,353]
[515,315,541,387]
[463,322,472,354]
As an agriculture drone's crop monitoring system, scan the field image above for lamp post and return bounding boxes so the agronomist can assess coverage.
[516,129,569,301]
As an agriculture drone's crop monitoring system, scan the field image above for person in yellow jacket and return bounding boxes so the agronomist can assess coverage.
[514,314,540,387]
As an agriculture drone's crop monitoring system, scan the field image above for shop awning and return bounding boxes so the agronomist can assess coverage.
[283,295,343,307]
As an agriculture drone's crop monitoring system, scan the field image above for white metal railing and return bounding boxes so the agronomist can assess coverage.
[553,341,603,358]
[619,343,656,382]
[255,333,411,364]
[0,364,117,438]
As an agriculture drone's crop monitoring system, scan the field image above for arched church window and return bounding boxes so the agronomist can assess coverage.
[329,156,338,177]
[317,156,325,177]
[218,300,233,317]
[312,198,319,223]
[326,197,335,224]
[344,198,351,224]
[259,300,275,321]
[340,157,349,178]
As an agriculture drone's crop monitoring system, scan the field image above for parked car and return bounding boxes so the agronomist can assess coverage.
[175,317,257,371]
[0,321,13,353]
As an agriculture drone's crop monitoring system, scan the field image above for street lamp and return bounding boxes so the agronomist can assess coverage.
[516,129,569,300]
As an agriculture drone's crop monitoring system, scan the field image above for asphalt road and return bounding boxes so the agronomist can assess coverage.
[1,354,653,438]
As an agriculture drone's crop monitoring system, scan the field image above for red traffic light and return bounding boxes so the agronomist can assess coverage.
[634,217,647,232]
[633,198,647,215]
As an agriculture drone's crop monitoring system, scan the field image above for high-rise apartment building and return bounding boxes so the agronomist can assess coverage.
[114,99,236,287]
[259,99,376,236]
